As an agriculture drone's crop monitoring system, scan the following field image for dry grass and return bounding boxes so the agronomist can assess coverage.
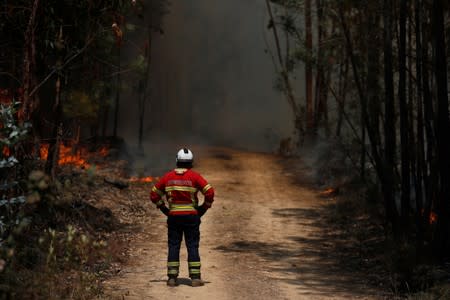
[0,152,153,299]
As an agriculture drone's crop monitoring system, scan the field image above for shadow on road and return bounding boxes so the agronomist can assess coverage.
[149,278,211,287]
[215,204,388,299]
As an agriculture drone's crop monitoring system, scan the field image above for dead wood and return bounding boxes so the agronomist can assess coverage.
[104,177,129,189]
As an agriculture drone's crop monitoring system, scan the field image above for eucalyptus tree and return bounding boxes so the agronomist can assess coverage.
[266,0,450,260]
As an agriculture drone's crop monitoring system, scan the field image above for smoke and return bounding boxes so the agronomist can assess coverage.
[112,1,358,185]
[118,0,294,156]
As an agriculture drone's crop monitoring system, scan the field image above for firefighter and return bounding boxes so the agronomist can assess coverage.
[150,148,215,287]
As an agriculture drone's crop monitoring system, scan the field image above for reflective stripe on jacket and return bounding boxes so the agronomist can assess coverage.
[150,168,214,215]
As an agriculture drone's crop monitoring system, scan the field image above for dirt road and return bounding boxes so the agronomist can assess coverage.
[102,147,384,299]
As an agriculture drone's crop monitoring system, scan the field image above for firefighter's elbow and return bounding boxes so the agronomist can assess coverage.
[206,189,215,199]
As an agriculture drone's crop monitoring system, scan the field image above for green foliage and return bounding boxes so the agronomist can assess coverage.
[26,170,59,205]
[0,103,111,298]
[0,223,108,299]
[130,54,148,75]
[40,225,108,270]
[0,101,31,165]
[409,283,450,300]
[270,0,302,9]
[0,166,115,298]
[125,23,137,32]
[63,91,100,120]
[85,164,97,186]
[0,101,30,237]
[292,47,314,67]
[0,1,171,298]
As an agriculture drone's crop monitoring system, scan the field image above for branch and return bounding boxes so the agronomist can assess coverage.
[108,68,135,78]
[0,72,21,84]
[265,0,284,67]
[104,177,129,189]
[29,37,95,97]
[338,5,382,172]
[262,9,279,73]
[265,0,299,116]
[327,81,376,168]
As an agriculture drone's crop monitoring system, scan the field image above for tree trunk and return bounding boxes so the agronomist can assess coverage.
[265,0,301,136]
[45,27,65,178]
[340,4,386,207]
[101,99,109,137]
[414,0,425,253]
[22,0,40,121]
[336,57,349,137]
[398,0,410,232]
[366,5,381,182]
[45,76,62,178]
[314,0,329,136]
[421,11,435,232]
[432,0,450,260]
[138,27,153,151]
[305,0,314,134]
[113,47,121,138]
[383,0,398,234]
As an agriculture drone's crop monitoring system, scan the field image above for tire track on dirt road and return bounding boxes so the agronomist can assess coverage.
[102,147,384,299]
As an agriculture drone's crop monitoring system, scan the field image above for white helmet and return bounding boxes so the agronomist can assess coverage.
[176,148,194,164]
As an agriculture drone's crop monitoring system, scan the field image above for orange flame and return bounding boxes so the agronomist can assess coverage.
[59,145,89,167]
[319,187,339,197]
[421,209,438,225]
[2,146,10,157]
[40,144,90,168]
[429,211,438,225]
[0,88,12,105]
[98,147,109,157]
[129,176,154,183]
[39,145,48,160]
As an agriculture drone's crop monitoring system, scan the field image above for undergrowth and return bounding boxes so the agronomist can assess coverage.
[0,167,120,299]
[295,138,450,299]
[1,101,126,298]
[319,168,450,299]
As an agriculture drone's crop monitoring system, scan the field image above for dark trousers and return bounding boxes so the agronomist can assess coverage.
[167,215,201,279]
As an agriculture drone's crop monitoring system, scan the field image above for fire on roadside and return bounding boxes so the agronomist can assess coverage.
[319,187,339,197]
[98,146,109,157]
[129,176,154,183]
[2,146,10,157]
[421,209,438,225]
[429,211,438,225]
[12,142,157,184]
[39,143,109,168]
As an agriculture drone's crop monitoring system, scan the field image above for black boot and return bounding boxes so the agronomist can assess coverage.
[191,276,204,287]
[167,276,178,287]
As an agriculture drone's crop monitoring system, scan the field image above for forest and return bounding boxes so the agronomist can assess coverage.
[267,0,450,257]
[1,0,450,299]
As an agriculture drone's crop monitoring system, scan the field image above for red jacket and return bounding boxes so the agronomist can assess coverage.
[150,168,214,216]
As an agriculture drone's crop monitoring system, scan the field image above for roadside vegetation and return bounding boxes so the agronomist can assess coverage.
[266,0,450,297]
[0,1,167,298]
[0,0,449,298]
